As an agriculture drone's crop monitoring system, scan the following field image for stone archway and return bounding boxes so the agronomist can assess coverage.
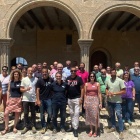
[6,0,83,39]
[88,4,140,39]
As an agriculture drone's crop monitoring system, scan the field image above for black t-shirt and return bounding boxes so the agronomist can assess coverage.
[66,75,83,99]
[50,81,68,104]
[10,81,22,98]
[36,77,54,100]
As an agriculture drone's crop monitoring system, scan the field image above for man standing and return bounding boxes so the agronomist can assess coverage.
[36,68,53,134]
[97,69,110,117]
[0,66,10,111]
[76,62,89,117]
[34,63,42,78]
[20,67,38,134]
[66,67,84,137]
[17,63,23,71]
[131,66,140,119]
[129,62,139,75]
[92,65,101,79]
[63,60,71,77]
[115,62,123,78]
[50,61,58,76]
[51,63,67,81]
[32,64,37,73]
[105,69,126,139]
[42,62,51,75]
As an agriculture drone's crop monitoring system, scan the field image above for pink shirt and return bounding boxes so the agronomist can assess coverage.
[50,69,58,76]
[76,70,89,85]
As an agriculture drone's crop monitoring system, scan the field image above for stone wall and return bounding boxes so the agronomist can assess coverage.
[11,25,80,67]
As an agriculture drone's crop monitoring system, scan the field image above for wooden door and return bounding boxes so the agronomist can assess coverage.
[90,51,107,72]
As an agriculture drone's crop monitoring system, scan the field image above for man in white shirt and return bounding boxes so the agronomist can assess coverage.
[20,67,38,134]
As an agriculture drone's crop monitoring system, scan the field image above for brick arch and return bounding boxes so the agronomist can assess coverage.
[6,0,83,39]
[88,4,140,39]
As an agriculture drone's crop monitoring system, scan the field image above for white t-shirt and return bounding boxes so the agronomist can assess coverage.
[21,76,38,102]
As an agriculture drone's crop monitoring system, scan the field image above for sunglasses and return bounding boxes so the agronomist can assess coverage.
[90,76,95,78]
[2,69,8,71]
[134,69,139,71]
[71,70,76,72]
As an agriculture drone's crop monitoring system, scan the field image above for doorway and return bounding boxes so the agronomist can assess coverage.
[90,51,107,72]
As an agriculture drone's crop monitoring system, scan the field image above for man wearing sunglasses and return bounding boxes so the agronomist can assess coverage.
[66,67,84,137]
[131,66,140,119]
[129,62,139,75]
[0,66,10,111]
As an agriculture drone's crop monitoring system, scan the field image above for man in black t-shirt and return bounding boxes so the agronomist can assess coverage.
[36,68,53,134]
[66,67,84,137]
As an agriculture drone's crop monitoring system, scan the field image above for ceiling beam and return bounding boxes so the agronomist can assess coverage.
[17,21,24,29]
[27,10,44,30]
[40,7,54,30]
[54,7,63,30]
[126,18,140,31]
[136,25,140,31]
[21,15,34,29]
[108,11,125,30]
[98,13,110,30]
[117,14,135,30]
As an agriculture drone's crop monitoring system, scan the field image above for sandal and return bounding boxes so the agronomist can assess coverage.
[93,133,97,137]
[13,128,18,133]
[1,128,9,135]
[88,132,93,137]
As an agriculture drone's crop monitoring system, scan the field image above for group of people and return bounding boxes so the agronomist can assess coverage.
[0,60,139,140]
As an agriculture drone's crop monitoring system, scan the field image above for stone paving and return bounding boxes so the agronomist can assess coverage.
[0,107,140,140]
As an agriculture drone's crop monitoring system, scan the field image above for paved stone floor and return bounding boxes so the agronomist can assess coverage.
[0,106,140,140]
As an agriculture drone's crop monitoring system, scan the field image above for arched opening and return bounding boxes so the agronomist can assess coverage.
[90,51,107,71]
[11,57,28,67]
[10,6,80,67]
[90,10,140,69]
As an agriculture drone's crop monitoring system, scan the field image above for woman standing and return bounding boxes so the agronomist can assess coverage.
[1,69,22,135]
[121,72,135,125]
[50,72,68,134]
[84,72,102,137]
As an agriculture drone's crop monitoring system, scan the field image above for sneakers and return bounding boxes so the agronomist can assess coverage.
[66,127,73,132]
[52,129,57,134]
[21,127,28,134]
[41,127,46,134]
[73,129,78,137]
[60,128,66,134]
[107,127,116,133]
[32,127,37,134]
[119,132,124,139]
[128,120,132,125]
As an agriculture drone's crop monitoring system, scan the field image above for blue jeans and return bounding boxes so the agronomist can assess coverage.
[131,94,140,118]
[52,103,66,129]
[122,98,132,121]
[108,102,123,132]
[40,99,52,128]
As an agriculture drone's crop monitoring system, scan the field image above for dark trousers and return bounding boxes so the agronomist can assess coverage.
[52,103,66,129]
[23,101,36,128]
[122,98,132,121]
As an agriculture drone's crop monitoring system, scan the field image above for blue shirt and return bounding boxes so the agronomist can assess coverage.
[63,67,71,77]
[50,81,68,104]
[131,74,140,94]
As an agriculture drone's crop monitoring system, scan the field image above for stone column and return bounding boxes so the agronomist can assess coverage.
[78,39,93,72]
[0,38,14,73]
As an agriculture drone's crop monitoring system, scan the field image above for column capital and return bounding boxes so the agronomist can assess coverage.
[0,38,14,47]
[78,39,93,49]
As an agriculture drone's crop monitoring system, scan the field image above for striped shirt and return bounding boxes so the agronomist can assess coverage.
[0,74,10,94]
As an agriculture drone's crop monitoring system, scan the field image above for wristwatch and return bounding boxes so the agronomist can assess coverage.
[80,98,83,101]
[114,92,116,95]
